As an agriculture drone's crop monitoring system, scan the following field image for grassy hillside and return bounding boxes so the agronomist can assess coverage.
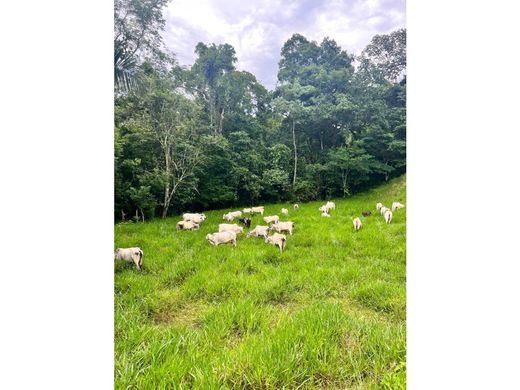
[114,175,406,389]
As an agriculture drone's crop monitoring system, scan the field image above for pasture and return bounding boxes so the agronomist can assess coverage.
[115,175,406,389]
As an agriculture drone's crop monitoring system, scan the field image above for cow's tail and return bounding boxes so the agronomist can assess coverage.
[138,249,143,266]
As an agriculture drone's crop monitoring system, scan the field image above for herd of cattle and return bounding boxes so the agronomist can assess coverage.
[115,201,405,270]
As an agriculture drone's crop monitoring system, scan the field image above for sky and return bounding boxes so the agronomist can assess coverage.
[163,0,405,90]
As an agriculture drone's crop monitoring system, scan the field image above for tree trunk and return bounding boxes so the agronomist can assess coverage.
[320,131,323,151]
[140,207,145,222]
[162,146,171,218]
[219,108,225,133]
[292,117,297,185]
[342,171,348,197]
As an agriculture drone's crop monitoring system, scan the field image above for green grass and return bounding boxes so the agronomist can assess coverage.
[115,175,406,389]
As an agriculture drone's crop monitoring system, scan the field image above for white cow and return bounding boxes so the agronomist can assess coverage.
[293,204,299,210]
[223,210,242,221]
[183,213,206,223]
[114,247,143,270]
[176,220,200,231]
[321,212,331,217]
[270,221,295,235]
[326,201,336,210]
[319,205,330,213]
[263,215,279,225]
[251,206,265,215]
[265,233,287,252]
[218,223,244,235]
[376,202,383,211]
[246,225,269,239]
[380,206,390,216]
[243,208,253,214]
[384,209,393,224]
[281,208,289,215]
[392,202,405,211]
[353,217,362,231]
[206,231,237,247]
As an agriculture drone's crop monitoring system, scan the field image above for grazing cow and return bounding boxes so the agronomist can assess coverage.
[243,208,253,214]
[263,215,279,225]
[251,206,265,215]
[353,217,362,231]
[265,233,287,252]
[183,213,206,224]
[362,211,372,217]
[293,204,299,210]
[281,208,289,215]
[223,210,242,221]
[114,247,143,270]
[321,212,331,217]
[206,231,237,247]
[384,209,393,224]
[376,202,383,211]
[392,202,405,211]
[326,201,336,210]
[319,205,330,213]
[380,206,390,216]
[270,221,295,235]
[176,220,200,231]
[246,225,269,239]
[238,217,251,228]
[219,223,244,235]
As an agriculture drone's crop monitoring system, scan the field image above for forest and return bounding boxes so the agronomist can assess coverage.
[115,0,406,221]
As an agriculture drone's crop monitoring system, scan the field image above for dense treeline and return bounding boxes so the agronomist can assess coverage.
[114,0,406,221]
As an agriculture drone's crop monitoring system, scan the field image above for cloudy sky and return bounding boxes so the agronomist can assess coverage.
[163,0,405,90]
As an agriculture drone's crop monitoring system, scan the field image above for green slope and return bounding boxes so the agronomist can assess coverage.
[115,175,406,389]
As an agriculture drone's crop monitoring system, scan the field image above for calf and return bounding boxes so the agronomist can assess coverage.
[293,203,299,210]
[114,247,143,270]
[265,233,287,252]
[376,202,383,211]
[281,208,289,215]
[353,217,362,231]
[206,231,237,247]
[362,211,372,217]
[238,217,251,228]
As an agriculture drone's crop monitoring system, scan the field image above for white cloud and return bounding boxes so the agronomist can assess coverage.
[162,0,405,89]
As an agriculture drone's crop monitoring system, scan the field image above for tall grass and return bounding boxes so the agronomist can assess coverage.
[115,175,406,389]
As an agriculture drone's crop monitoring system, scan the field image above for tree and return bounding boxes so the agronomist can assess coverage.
[114,0,171,92]
[358,28,406,84]
[143,72,204,217]
[190,43,237,133]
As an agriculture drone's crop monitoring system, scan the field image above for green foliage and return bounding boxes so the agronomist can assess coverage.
[114,2,406,220]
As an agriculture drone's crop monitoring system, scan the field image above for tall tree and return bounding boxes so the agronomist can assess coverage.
[190,43,237,133]
[114,0,171,92]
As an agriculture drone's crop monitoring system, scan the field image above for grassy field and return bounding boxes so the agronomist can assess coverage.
[115,175,406,389]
